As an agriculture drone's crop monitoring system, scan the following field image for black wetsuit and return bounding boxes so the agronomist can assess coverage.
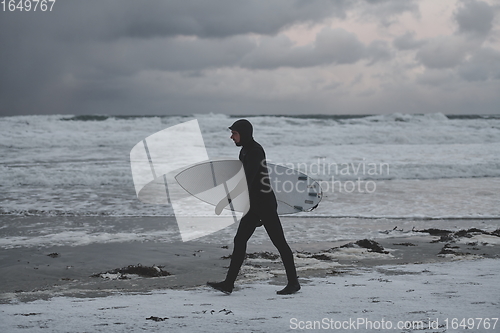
[224,120,298,286]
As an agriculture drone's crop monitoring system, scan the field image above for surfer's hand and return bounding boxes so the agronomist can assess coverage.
[215,196,231,215]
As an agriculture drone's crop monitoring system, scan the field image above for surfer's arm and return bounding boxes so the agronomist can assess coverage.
[215,177,247,215]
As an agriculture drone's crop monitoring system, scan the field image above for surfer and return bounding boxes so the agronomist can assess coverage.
[207,119,300,295]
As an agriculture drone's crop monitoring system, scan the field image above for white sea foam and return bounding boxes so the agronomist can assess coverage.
[2,113,499,184]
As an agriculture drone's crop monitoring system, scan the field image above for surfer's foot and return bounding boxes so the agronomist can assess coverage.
[277,282,301,295]
[207,281,233,295]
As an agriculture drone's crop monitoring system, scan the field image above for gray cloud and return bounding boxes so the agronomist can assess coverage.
[393,32,425,50]
[365,40,392,64]
[455,0,495,36]
[363,0,418,14]
[415,36,475,69]
[0,0,350,116]
[240,28,391,69]
[0,0,499,117]
[81,36,257,75]
[458,47,500,81]
[11,0,350,42]
[361,0,419,26]
[412,0,497,72]
[315,28,367,64]
[416,69,456,87]
[413,0,497,70]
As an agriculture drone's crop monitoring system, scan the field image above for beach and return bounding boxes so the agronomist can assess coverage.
[1,216,499,332]
[1,114,500,331]
[2,0,500,328]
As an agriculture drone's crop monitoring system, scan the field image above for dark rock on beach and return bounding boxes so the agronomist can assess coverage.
[412,228,453,237]
[341,239,389,254]
[438,244,471,256]
[92,264,172,279]
[146,316,168,322]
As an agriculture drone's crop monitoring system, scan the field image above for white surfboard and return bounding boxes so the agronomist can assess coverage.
[267,163,323,214]
[175,160,322,215]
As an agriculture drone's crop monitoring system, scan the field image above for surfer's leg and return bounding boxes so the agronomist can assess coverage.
[263,211,296,279]
[208,213,258,294]
[224,212,258,284]
[263,212,300,294]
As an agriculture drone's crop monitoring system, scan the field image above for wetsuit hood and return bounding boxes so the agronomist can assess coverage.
[229,119,253,146]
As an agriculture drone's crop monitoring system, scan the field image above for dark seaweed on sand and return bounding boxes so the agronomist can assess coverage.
[246,251,280,260]
[146,316,168,321]
[438,244,471,256]
[92,264,172,278]
[310,254,333,261]
[413,228,500,243]
[341,239,389,254]
[412,228,453,236]
[223,252,281,260]
[293,250,333,261]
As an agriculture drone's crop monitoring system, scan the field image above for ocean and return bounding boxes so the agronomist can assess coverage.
[1,113,499,248]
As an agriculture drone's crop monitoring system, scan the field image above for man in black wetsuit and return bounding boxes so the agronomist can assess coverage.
[207,119,300,295]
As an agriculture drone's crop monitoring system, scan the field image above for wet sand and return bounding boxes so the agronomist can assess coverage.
[1,219,498,304]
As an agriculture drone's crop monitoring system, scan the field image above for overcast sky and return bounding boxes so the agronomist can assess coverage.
[1,0,499,116]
